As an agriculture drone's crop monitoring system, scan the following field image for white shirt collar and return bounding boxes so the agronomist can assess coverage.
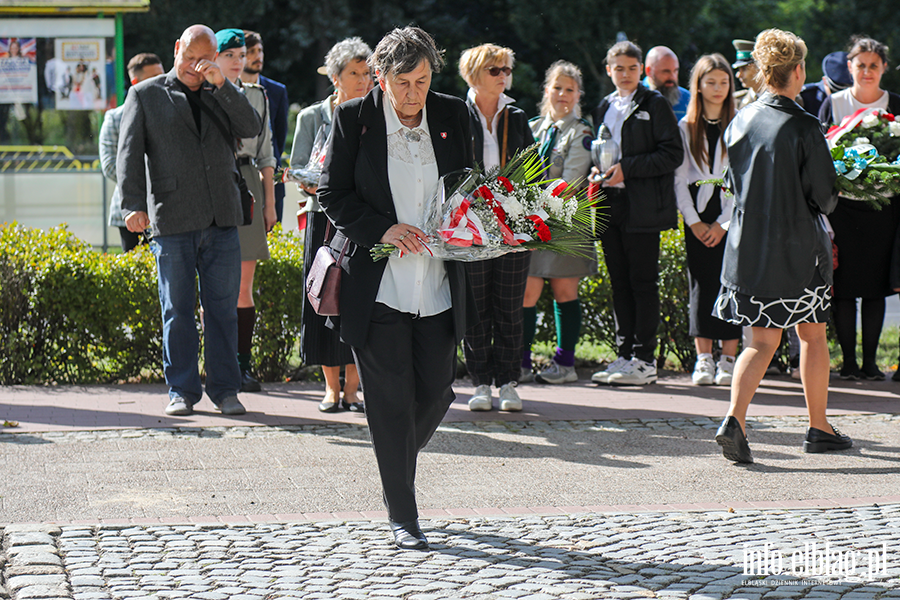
[612,88,637,108]
[466,88,516,115]
[384,94,429,136]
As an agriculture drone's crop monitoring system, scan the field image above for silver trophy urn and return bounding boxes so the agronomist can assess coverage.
[589,123,620,182]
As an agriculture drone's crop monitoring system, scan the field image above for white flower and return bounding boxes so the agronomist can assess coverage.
[862,113,880,128]
[889,122,900,137]
[501,196,525,219]
[853,137,870,146]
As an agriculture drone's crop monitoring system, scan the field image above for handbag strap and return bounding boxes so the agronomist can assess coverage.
[500,106,509,169]
[323,220,351,257]
[181,83,238,154]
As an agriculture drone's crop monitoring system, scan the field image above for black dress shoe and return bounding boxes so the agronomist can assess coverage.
[892,368,900,382]
[240,370,261,393]
[342,399,365,413]
[389,520,428,550]
[715,416,753,464]
[804,425,853,453]
[318,399,341,413]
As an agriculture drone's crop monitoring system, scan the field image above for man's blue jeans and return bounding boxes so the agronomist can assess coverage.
[151,226,241,405]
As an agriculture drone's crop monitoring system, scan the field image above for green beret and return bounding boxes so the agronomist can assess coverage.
[215,29,245,53]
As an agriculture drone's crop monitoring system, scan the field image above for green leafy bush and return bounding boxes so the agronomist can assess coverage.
[1,220,704,384]
[252,225,305,381]
[0,223,162,384]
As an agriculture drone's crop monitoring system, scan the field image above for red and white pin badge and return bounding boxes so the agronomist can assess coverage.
[440,132,447,139]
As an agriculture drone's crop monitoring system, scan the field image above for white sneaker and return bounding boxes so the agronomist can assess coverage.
[591,356,630,384]
[468,384,493,411]
[519,367,535,383]
[608,358,657,386]
[716,356,735,386]
[692,356,715,386]
[536,360,577,384]
[498,382,522,412]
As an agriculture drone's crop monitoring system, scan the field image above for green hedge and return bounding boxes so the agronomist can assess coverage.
[0,221,702,384]
[0,223,162,384]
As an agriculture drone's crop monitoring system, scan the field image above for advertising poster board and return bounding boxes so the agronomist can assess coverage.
[54,37,106,110]
[0,37,38,104]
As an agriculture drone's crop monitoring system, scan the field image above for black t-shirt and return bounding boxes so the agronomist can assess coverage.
[176,79,203,132]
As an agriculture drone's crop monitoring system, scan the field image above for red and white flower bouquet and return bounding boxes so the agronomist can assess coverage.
[371,147,604,262]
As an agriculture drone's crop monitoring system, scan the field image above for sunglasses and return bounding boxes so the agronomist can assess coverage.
[486,66,512,77]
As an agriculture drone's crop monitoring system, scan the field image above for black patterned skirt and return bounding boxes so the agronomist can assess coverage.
[713,270,831,328]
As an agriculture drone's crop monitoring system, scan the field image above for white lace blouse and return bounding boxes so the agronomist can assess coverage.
[375,100,451,317]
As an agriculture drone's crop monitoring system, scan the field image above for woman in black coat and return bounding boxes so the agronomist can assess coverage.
[713,29,852,464]
[318,27,475,551]
[457,43,534,412]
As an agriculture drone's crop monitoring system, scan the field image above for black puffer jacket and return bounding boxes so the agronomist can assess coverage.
[722,91,837,298]
[590,85,683,233]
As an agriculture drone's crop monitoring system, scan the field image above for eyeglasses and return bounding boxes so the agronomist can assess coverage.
[485,66,512,77]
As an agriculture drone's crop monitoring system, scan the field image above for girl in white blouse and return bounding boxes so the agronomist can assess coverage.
[673,53,741,386]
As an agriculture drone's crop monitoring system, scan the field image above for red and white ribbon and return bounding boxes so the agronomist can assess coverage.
[826,108,883,146]
[439,198,488,247]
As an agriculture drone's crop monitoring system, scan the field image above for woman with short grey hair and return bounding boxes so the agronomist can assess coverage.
[324,36,371,79]
[318,26,474,551]
[290,37,373,414]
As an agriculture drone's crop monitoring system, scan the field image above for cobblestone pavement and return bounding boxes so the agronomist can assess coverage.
[2,415,900,599]
[2,506,899,600]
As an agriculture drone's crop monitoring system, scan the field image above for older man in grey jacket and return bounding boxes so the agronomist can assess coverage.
[118,24,262,417]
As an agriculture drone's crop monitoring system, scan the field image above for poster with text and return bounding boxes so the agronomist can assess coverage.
[0,37,38,104]
[54,38,106,110]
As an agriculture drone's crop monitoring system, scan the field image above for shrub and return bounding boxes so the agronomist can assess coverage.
[0,223,162,384]
[1,220,706,384]
[253,225,306,381]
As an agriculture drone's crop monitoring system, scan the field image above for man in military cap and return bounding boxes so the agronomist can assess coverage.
[799,51,852,116]
[732,39,764,110]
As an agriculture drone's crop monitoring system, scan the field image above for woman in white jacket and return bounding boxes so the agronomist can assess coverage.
[674,53,742,386]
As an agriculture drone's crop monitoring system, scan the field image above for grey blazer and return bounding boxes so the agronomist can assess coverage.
[117,69,263,237]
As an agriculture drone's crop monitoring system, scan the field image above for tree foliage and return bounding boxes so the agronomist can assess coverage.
[123,0,900,121]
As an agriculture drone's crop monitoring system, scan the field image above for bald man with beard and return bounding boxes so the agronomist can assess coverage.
[643,46,690,120]
[117,24,262,417]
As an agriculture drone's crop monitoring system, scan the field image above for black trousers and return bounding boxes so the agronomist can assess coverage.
[600,189,660,363]
[352,303,457,522]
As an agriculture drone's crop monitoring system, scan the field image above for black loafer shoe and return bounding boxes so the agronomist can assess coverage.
[715,416,753,464]
[240,370,261,393]
[342,400,365,413]
[892,369,900,382]
[389,520,428,550]
[318,399,341,413]
[804,425,853,453]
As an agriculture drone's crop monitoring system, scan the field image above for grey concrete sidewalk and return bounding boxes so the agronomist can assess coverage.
[1,414,899,526]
